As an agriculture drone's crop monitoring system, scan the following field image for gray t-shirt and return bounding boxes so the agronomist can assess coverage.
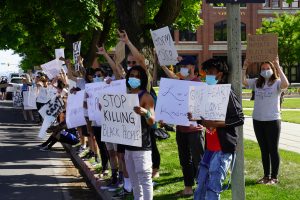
[247,78,282,121]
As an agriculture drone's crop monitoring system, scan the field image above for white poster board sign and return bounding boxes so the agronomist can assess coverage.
[38,96,64,119]
[189,84,231,121]
[23,90,37,110]
[85,80,126,122]
[150,26,178,66]
[155,78,205,126]
[99,93,142,147]
[38,116,56,139]
[13,91,23,108]
[73,41,81,71]
[55,48,65,59]
[41,59,61,79]
[66,90,86,129]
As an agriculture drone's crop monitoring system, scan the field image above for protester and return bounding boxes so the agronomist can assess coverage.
[0,77,8,100]
[242,56,289,184]
[189,58,244,200]
[36,75,49,123]
[21,77,34,122]
[125,65,155,200]
[161,56,205,196]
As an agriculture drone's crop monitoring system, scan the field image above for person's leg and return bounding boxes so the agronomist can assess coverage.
[125,150,141,200]
[105,143,119,184]
[265,120,281,179]
[253,119,270,179]
[133,151,153,200]
[194,151,211,200]
[206,152,232,200]
[28,110,34,121]
[93,126,109,171]
[150,130,160,178]
[22,109,28,121]
[176,130,194,194]
[118,145,132,191]
[189,131,205,180]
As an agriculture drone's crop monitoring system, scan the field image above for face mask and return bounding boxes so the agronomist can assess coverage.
[127,66,132,71]
[93,77,103,82]
[128,77,141,89]
[260,69,273,79]
[180,68,189,77]
[206,75,218,85]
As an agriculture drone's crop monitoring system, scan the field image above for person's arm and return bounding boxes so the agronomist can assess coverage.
[161,65,179,79]
[134,93,155,126]
[242,58,251,87]
[62,58,77,82]
[118,30,146,70]
[96,45,123,80]
[273,56,289,89]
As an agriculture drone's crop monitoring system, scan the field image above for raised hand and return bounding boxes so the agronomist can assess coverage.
[96,45,106,55]
[118,30,129,44]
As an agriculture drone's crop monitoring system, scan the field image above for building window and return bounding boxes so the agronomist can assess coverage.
[214,21,246,41]
[179,30,197,41]
[282,0,290,8]
[292,0,300,8]
[211,3,246,7]
[291,66,297,81]
[272,0,280,7]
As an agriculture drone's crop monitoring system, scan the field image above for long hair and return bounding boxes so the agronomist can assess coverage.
[126,65,148,91]
[256,61,279,88]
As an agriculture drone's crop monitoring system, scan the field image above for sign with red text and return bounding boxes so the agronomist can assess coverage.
[99,93,142,147]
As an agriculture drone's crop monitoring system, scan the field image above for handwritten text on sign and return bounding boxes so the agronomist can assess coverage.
[73,41,81,71]
[85,80,126,122]
[150,26,178,66]
[39,96,64,119]
[66,90,86,129]
[155,78,205,126]
[246,34,278,62]
[41,59,61,79]
[99,93,142,147]
[189,84,231,121]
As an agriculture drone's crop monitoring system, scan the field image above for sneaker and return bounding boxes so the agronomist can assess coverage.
[40,146,51,151]
[266,178,279,185]
[76,146,86,154]
[257,176,270,184]
[82,151,94,160]
[111,188,132,199]
[99,170,109,178]
[35,144,44,149]
[100,181,123,191]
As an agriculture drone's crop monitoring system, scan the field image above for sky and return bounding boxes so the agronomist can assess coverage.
[0,50,23,76]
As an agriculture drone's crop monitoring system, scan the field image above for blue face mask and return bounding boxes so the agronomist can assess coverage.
[128,77,141,89]
[93,77,103,82]
[206,75,218,85]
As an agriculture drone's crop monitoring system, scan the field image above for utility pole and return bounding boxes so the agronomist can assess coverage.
[226,2,245,200]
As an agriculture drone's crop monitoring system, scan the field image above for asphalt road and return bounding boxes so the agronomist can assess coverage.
[0,100,99,200]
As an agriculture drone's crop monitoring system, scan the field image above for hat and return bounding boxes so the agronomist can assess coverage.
[177,56,196,66]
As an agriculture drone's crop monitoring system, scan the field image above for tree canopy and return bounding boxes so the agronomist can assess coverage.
[0,0,202,70]
[257,11,300,69]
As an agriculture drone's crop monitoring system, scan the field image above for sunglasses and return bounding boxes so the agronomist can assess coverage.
[127,61,136,65]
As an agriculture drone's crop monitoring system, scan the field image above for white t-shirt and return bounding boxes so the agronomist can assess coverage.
[247,78,282,121]
[36,87,49,103]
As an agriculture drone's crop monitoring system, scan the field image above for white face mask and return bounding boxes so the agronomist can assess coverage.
[180,68,189,77]
[260,69,273,79]
[127,66,132,71]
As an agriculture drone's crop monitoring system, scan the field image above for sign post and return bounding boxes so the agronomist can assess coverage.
[226,3,245,200]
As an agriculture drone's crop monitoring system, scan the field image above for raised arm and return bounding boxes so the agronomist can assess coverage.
[118,30,146,70]
[242,59,251,87]
[273,56,289,89]
[161,65,178,79]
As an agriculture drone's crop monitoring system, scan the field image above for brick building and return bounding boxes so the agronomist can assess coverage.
[172,1,300,82]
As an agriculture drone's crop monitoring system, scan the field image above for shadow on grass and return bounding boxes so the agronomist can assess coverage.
[155,176,184,188]
[245,179,258,186]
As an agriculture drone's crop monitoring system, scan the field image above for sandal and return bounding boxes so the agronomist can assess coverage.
[266,178,279,185]
[257,176,270,184]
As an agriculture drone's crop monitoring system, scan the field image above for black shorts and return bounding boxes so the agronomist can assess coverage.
[80,125,90,137]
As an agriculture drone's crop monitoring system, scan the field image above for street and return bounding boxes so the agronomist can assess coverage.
[0,100,99,200]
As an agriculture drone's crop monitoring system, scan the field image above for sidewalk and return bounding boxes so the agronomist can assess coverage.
[243,116,300,154]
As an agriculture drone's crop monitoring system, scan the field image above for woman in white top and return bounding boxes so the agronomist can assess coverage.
[242,57,289,185]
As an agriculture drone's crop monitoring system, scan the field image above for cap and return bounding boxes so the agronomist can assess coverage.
[176,56,196,66]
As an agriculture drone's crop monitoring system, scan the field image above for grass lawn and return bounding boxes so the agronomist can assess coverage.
[149,132,300,200]
[243,110,300,124]
[242,98,300,109]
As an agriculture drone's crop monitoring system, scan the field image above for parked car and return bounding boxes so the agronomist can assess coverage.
[7,72,21,82]
[6,77,23,100]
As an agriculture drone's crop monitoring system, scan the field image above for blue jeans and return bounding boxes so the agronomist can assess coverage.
[194,150,232,200]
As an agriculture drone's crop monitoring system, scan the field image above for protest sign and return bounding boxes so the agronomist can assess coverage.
[150,26,178,66]
[155,78,205,126]
[73,41,81,71]
[99,93,142,147]
[39,96,64,119]
[55,48,65,59]
[23,88,37,110]
[115,41,125,64]
[36,87,49,103]
[66,90,86,129]
[38,116,56,139]
[41,59,61,79]
[13,91,23,108]
[246,34,278,62]
[189,84,231,121]
[85,80,126,122]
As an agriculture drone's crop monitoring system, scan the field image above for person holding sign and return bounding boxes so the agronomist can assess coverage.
[125,65,155,200]
[189,58,244,200]
[161,56,204,197]
[242,56,289,184]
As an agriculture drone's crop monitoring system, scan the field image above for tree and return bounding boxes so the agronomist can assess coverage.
[0,0,202,71]
[257,12,300,70]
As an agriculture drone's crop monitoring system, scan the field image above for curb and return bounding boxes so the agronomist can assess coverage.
[62,144,114,200]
